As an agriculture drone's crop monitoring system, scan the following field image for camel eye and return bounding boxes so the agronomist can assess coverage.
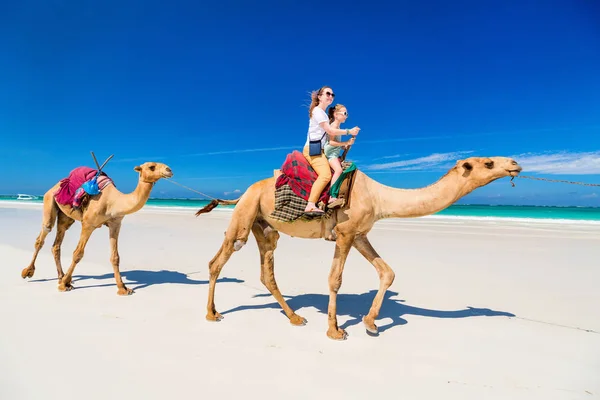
[149,165,156,171]
[484,161,494,169]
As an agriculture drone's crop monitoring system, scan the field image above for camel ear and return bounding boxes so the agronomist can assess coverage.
[134,166,142,172]
[462,161,473,171]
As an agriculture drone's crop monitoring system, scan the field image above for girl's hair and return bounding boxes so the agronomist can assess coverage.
[327,103,346,123]
[308,86,331,118]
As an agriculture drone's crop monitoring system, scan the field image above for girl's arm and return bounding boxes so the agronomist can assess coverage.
[328,137,354,147]
[319,121,359,139]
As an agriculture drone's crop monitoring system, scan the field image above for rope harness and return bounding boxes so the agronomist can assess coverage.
[512,175,600,187]
[163,178,219,200]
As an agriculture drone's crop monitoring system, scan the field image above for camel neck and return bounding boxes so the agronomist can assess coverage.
[112,180,154,216]
[372,171,473,220]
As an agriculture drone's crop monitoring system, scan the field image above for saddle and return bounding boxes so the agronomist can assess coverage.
[270,151,358,223]
[54,166,114,209]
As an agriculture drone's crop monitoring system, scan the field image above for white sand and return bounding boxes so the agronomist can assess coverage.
[0,202,598,399]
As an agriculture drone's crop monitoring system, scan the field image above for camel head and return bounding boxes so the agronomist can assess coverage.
[133,162,173,183]
[454,156,522,189]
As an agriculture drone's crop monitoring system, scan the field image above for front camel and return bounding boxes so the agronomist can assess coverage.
[21,162,173,295]
[196,156,522,340]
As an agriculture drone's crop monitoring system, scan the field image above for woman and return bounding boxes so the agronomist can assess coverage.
[324,104,355,208]
[303,86,359,215]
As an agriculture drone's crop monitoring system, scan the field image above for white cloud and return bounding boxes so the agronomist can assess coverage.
[224,189,242,196]
[512,151,600,175]
[362,151,473,171]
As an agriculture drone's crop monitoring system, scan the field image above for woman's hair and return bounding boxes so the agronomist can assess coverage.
[308,86,331,118]
[328,103,346,123]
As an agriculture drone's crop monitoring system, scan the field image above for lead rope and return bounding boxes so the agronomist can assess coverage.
[162,178,219,200]
[512,175,600,187]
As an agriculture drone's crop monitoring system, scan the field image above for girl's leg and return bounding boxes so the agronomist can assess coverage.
[328,157,343,202]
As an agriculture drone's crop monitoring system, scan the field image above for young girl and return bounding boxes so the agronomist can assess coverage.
[302,86,359,215]
[323,104,355,207]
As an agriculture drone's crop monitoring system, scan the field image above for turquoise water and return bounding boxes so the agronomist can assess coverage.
[2,194,600,221]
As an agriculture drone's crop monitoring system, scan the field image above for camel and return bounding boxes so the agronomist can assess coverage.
[21,162,173,295]
[195,156,522,340]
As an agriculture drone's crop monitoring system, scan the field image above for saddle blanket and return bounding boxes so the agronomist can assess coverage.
[274,150,331,203]
[54,166,113,206]
[270,151,356,222]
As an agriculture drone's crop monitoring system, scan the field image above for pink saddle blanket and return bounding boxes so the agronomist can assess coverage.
[54,166,113,205]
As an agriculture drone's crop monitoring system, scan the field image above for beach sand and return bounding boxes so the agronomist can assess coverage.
[0,202,598,399]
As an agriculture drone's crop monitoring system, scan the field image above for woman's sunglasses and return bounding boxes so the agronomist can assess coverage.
[324,91,335,98]
[336,111,348,116]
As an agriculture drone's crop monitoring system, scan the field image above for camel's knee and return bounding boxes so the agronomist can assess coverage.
[382,269,395,287]
[233,239,246,251]
[43,224,53,233]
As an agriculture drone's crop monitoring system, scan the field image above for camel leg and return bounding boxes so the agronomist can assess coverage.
[21,197,58,279]
[352,235,395,336]
[326,229,355,340]
[251,223,307,326]
[58,223,97,292]
[206,207,257,322]
[322,212,338,242]
[51,212,75,280]
[107,219,133,296]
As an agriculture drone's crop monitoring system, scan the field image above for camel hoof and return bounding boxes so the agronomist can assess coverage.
[327,328,348,341]
[290,314,307,326]
[363,317,379,336]
[117,287,134,296]
[58,283,74,292]
[206,312,224,322]
[365,328,379,337]
[21,267,35,279]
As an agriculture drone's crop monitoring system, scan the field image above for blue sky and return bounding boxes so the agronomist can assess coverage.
[1,0,599,206]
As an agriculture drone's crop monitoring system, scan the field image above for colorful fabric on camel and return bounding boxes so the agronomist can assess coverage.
[274,151,331,204]
[54,166,114,206]
[270,151,356,222]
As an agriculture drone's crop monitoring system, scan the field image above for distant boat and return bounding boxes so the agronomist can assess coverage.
[17,194,38,200]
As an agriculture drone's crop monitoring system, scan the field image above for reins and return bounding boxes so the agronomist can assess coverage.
[512,175,600,187]
[162,178,219,200]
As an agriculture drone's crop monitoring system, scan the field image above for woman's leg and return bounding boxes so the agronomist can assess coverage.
[303,145,332,212]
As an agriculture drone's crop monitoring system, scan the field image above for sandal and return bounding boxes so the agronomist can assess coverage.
[303,206,324,216]
[327,198,345,209]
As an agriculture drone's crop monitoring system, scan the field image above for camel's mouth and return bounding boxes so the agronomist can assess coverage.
[162,171,174,178]
[507,168,522,177]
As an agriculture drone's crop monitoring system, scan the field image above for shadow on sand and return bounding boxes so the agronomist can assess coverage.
[28,269,243,291]
[221,290,515,334]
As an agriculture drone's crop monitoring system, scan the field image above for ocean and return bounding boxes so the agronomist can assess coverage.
[2,194,600,223]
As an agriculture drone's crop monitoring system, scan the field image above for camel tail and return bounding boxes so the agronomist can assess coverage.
[195,198,241,216]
